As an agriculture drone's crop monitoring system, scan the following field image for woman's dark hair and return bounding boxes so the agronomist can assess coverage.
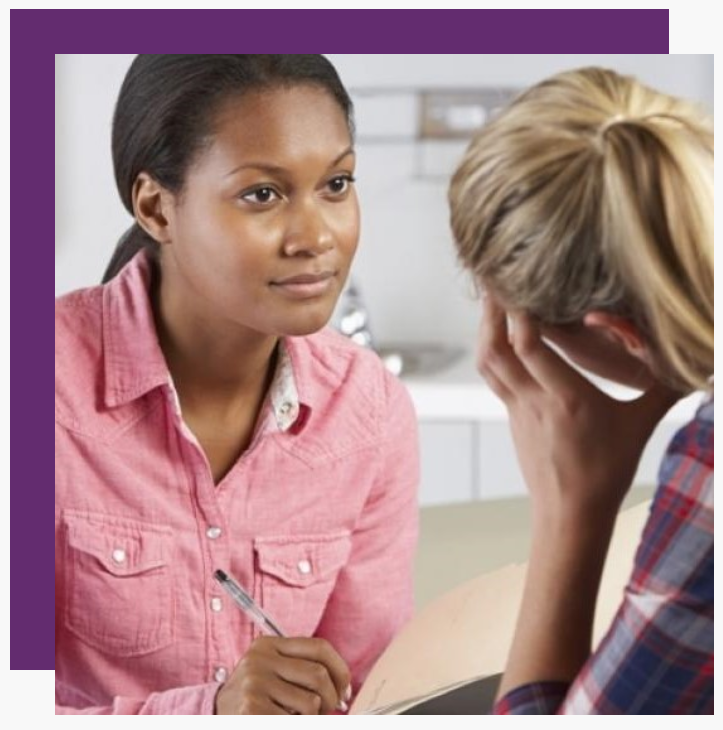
[102,54,354,283]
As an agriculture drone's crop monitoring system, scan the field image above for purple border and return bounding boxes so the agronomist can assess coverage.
[21,10,667,671]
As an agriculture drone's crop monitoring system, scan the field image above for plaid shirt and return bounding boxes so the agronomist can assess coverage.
[494,395,714,714]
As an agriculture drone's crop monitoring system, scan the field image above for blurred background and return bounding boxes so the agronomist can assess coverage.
[56,55,713,602]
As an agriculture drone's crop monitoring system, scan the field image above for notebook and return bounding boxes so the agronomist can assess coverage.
[349,500,651,714]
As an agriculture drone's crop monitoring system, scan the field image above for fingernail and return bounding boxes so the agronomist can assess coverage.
[337,700,349,713]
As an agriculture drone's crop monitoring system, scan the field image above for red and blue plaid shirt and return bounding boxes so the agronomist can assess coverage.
[494,395,714,714]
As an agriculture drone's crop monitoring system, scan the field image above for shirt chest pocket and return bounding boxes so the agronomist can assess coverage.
[253,532,352,638]
[63,511,175,657]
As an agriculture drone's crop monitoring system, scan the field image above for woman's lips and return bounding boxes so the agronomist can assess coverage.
[270,271,336,299]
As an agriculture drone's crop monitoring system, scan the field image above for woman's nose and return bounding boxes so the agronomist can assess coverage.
[281,200,334,257]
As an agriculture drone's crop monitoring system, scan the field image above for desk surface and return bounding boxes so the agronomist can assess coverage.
[414,486,655,609]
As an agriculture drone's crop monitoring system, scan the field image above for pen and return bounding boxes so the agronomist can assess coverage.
[214,568,285,637]
[213,568,349,713]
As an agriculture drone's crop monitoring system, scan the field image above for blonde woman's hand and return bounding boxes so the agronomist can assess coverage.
[215,636,351,715]
[477,295,679,520]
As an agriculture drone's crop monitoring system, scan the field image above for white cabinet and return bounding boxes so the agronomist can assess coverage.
[418,421,476,505]
[405,353,700,506]
[473,417,687,502]
[474,421,525,501]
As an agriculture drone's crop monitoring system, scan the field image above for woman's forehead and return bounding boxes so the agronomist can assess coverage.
[204,85,352,167]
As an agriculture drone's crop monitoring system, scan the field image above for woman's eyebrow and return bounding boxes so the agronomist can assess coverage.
[328,147,355,168]
[224,147,355,178]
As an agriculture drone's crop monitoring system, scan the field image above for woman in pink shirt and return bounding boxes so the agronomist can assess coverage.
[55,55,419,715]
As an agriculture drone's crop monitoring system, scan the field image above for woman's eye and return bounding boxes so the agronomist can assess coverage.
[241,187,279,205]
[327,175,355,195]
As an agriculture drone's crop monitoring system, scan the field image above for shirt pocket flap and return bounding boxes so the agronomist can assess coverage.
[254,531,352,588]
[64,512,170,577]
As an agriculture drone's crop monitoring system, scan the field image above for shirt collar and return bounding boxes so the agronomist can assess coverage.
[268,341,307,432]
[102,252,310,433]
[102,252,169,408]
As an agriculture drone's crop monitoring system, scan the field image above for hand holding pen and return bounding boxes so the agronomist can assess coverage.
[213,569,352,715]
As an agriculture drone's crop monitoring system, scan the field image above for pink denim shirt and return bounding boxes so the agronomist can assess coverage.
[55,253,419,714]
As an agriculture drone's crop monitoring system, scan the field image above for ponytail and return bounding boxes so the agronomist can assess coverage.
[101,223,158,284]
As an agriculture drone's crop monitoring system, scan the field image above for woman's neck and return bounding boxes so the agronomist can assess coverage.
[152,268,279,414]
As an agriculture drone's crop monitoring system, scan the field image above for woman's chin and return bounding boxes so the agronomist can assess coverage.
[277,311,334,338]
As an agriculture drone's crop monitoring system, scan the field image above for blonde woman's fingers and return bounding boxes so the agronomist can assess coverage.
[477,295,534,399]
[510,312,592,400]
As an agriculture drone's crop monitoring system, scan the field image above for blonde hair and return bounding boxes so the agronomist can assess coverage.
[449,67,713,392]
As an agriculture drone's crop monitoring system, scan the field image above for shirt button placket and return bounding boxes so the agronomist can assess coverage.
[206,526,222,540]
[214,666,228,683]
[205,521,229,679]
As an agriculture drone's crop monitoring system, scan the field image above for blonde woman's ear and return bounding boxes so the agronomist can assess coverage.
[582,312,647,361]
[539,316,656,391]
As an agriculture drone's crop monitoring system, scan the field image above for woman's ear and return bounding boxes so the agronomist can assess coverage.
[132,172,174,245]
[582,311,647,360]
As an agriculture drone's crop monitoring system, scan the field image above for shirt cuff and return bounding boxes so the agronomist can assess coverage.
[492,681,570,714]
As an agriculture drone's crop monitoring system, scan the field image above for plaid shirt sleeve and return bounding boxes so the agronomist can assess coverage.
[493,396,714,715]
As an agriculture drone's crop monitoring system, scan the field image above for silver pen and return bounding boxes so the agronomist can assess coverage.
[214,568,285,637]
[213,568,349,712]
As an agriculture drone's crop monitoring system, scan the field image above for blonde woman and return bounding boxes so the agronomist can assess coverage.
[449,67,713,714]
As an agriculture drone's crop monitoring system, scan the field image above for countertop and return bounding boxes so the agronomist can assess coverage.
[401,350,702,424]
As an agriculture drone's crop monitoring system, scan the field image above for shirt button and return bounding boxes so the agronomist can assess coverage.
[206,526,222,540]
[214,666,228,683]
[297,559,312,575]
[210,597,223,612]
[111,549,126,564]
[279,401,293,415]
